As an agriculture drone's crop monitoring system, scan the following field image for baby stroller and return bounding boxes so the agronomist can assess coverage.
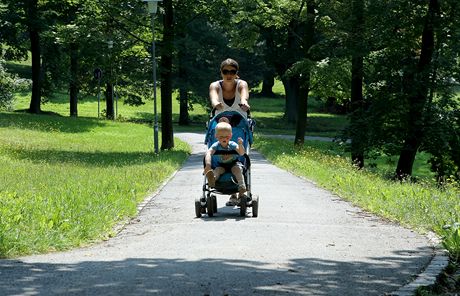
[195,110,259,218]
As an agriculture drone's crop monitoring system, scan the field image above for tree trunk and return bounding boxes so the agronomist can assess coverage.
[259,72,276,97]
[350,55,365,168]
[69,43,78,117]
[281,8,310,124]
[349,0,365,168]
[178,88,189,125]
[295,75,310,146]
[395,0,438,179]
[27,0,41,114]
[282,77,299,123]
[294,0,316,145]
[160,0,174,150]
[105,82,114,119]
[178,42,189,126]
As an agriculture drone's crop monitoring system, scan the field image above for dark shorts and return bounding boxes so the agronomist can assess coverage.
[218,161,243,171]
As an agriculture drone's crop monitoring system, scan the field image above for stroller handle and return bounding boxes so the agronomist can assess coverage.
[210,106,251,119]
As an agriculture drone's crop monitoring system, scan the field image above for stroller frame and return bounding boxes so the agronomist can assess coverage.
[195,111,259,218]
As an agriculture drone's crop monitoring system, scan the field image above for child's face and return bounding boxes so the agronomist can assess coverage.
[218,117,230,124]
[216,130,232,146]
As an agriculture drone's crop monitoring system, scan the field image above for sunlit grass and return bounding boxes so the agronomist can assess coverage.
[0,112,190,257]
[250,96,348,137]
[13,82,348,137]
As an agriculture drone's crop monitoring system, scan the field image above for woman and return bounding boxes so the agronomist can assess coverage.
[208,58,250,206]
[209,58,250,118]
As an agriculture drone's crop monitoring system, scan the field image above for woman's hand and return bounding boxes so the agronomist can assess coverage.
[238,102,250,112]
[214,102,224,110]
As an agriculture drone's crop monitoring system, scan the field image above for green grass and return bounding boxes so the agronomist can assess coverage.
[11,73,346,137]
[13,89,211,130]
[4,56,32,80]
[366,151,436,181]
[0,112,190,257]
[250,79,348,136]
[253,136,460,260]
[248,96,348,137]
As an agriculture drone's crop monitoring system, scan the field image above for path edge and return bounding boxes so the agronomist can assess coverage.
[111,162,183,235]
[387,231,450,296]
[253,147,450,296]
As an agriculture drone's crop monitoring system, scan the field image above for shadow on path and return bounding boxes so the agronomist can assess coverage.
[0,248,431,296]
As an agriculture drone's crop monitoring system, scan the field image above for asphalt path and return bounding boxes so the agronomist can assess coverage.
[0,132,433,295]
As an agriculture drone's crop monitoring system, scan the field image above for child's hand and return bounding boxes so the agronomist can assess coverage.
[238,137,243,145]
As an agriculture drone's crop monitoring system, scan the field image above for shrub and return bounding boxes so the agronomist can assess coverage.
[0,59,30,111]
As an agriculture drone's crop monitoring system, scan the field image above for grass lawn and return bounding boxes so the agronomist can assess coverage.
[11,77,347,137]
[0,112,190,257]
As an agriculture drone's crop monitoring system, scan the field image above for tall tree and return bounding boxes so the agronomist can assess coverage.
[420,0,460,182]
[27,0,42,113]
[294,0,317,145]
[160,0,174,149]
[395,0,439,179]
[349,0,365,168]
[69,41,79,117]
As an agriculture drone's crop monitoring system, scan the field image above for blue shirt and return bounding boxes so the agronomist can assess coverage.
[210,141,239,164]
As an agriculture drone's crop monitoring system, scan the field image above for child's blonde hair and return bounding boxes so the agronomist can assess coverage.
[215,122,232,134]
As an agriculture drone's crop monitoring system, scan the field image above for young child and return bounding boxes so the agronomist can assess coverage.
[204,121,246,197]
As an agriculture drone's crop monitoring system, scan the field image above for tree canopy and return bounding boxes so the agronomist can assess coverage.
[1,0,460,181]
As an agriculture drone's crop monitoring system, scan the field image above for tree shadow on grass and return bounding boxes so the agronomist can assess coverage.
[128,112,153,124]
[3,146,188,167]
[0,112,107,133]
[0,248,432,295]
[251,114,347,135]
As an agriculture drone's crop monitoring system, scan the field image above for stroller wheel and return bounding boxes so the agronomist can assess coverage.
[194,196,202,218]
[239,195,247,217]
[207,195,215,217]
[252,194,259,218]
[212,195,217,213]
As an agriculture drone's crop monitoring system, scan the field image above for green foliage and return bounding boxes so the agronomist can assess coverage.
[172,2,267,112]
[422,94,460,183]
[0,61,16,110]
[0,59,30,110]
[254,136,460,257]
[355,0,460,179]
[438,223,460,262]
[310,57,351,107]
[0,112,189,257]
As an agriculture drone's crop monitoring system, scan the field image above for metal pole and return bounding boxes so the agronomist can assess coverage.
[97,78,101,118]
[110,50,114,120]
[115,76,118,119]
[152,13,159,153]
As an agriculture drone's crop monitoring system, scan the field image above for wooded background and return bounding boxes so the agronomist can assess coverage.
[0,0,459,183]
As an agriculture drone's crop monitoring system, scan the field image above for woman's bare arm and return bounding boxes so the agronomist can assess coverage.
[209,82,223,110]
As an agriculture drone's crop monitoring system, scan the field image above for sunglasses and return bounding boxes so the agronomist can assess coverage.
[222,69,237,75]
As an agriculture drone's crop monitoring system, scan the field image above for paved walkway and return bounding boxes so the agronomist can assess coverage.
[0,133,435,295]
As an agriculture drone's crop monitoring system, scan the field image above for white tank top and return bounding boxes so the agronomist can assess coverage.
[215,79,247,118]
